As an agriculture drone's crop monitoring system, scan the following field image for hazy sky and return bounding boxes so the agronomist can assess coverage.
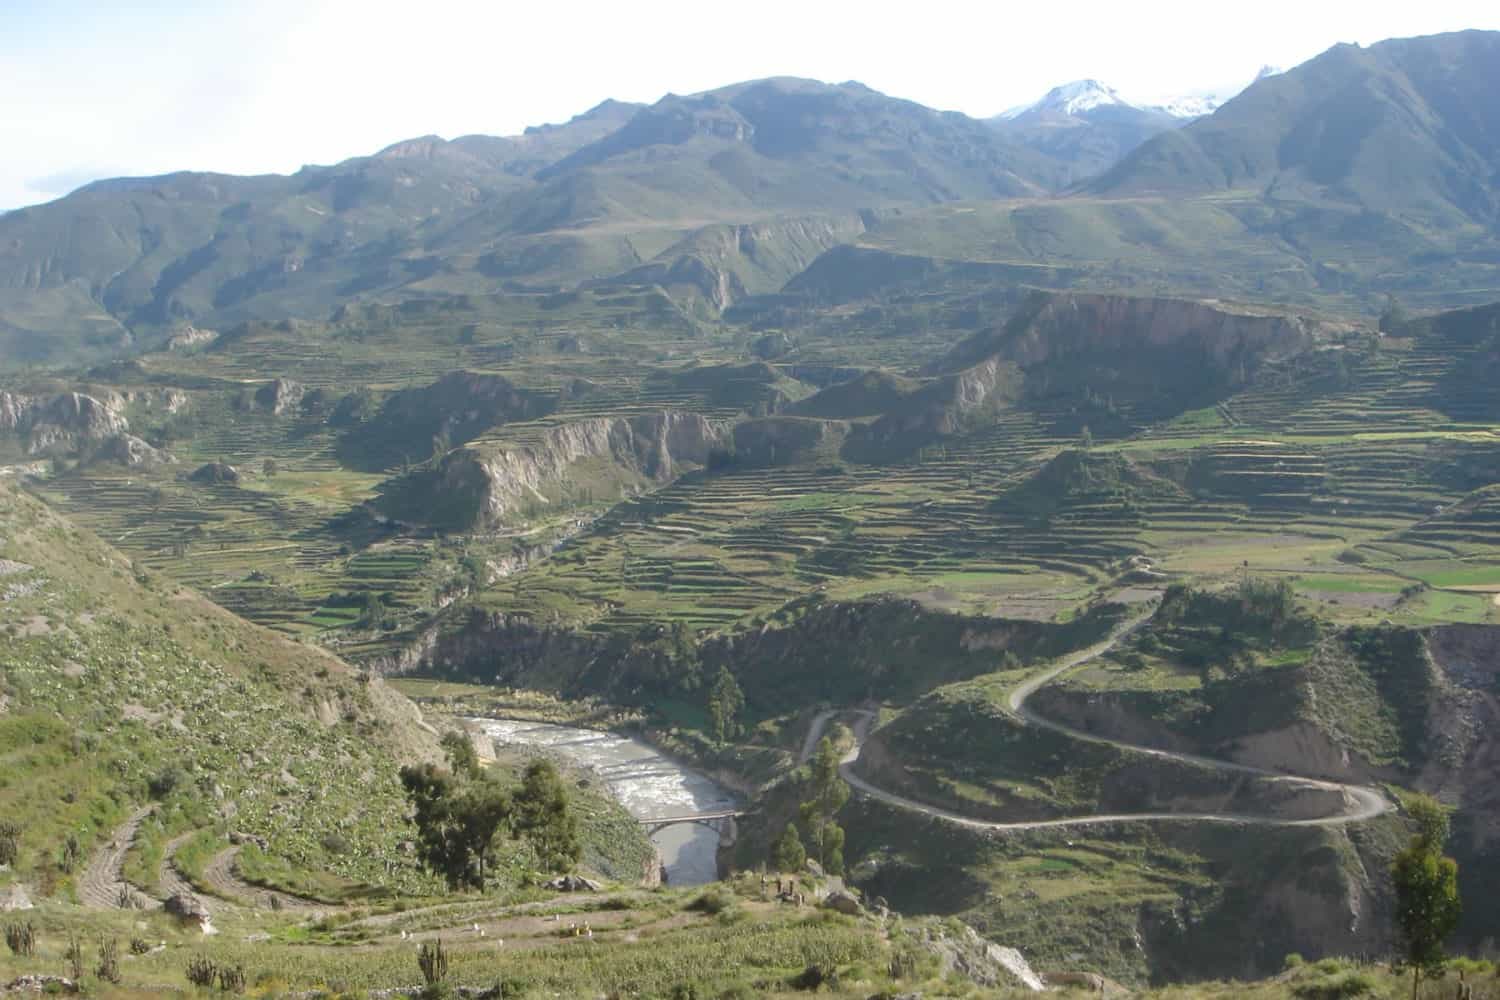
[4,0,1498,210]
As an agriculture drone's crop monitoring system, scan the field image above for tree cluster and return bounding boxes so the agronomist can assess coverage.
[400,732,581,891]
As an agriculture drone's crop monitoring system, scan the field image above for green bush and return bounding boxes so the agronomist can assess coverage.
[1293,969,1379,998]
[686,888,735,915]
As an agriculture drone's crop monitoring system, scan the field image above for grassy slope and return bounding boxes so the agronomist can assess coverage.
[0,479,650,902]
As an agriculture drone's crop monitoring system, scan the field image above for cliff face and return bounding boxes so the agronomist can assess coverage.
[254,377,305,415]
[943,291,1324,375]
[731,416,848,467]
[339,370,562,470]
[0,390,130,454]
[385,410,725,530]
[844,357,1024,461]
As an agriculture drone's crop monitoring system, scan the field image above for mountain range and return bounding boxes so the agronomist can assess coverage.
[1,31,1497,369]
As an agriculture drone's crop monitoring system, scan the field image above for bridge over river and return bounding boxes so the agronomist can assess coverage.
[638,810,744,845]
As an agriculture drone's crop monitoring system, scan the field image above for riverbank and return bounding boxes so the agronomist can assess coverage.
[467,717,740,886]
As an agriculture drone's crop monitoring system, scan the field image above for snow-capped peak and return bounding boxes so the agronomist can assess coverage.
[1000,79,1128,120]
[1140,66,1283,120]
[1147,94,1223,119]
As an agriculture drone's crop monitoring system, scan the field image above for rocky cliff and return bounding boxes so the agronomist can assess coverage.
[942,290,1327,375]
[339,370,563,470]
[378,410,725,530]
[843,356,1024,461]
[0,390,131,454]
[731,416,848,467]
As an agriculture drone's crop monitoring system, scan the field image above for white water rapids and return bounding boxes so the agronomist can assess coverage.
[470,718,738,885]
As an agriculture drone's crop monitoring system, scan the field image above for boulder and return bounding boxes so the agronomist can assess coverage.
[164,892,210,922]
[823,889,862,915]
[544,874,603,892]
[750,331,793,360]
[0,883,34,911]
[94,434,174,469]
[255,378,305,415]
[189,462,239,485]
[228,831,269,851]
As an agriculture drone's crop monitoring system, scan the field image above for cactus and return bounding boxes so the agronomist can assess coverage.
[63,934,84,981]
[4,921,35,957]
[418,939,449,986]
[218,964,247,993]
[185,955,218,987]
[95,936,121,984]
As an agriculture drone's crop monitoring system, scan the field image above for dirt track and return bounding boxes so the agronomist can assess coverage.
[78,806,157,909]
[837,607,1393,831]
[200,847,326,911]
[156,832,212,908]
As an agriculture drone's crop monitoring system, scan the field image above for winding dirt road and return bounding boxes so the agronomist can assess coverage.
[837,609,1392,831]
[200,847,326,911]
[78,806,158,909]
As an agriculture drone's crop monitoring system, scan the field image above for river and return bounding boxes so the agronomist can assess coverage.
[470,718,738,886]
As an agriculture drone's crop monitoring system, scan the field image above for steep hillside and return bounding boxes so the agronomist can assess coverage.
[0,477,441,897]
[1092,30,1500,228]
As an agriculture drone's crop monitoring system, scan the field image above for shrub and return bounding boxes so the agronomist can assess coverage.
[320,832,352,856]
[148,766,183,799]
[1293,970,1379,998]
[492,976,532,998]
[686,888,733,915]
[1284,952,1305,969]
[789,963,838,991]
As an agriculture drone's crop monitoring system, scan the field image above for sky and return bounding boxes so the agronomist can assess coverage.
[3,0,1498,210]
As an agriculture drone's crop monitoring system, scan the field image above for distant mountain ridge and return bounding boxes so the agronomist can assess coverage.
[2,32,1499,369]
[0,76,1068,366]
[1091,31,1500,227]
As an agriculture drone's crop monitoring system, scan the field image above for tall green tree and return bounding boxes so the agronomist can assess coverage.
[770,822,807,874]
[399,762,511,890]
[1392,794,1462,1000]
[798,737,850,874]
[707,667,745,744]
[512,760,581,873]
[440,730,481,779]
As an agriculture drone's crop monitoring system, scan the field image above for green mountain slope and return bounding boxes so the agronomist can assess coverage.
[0,476,442,896]
[0,78,1064,368]
[1091,30,1500,228]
